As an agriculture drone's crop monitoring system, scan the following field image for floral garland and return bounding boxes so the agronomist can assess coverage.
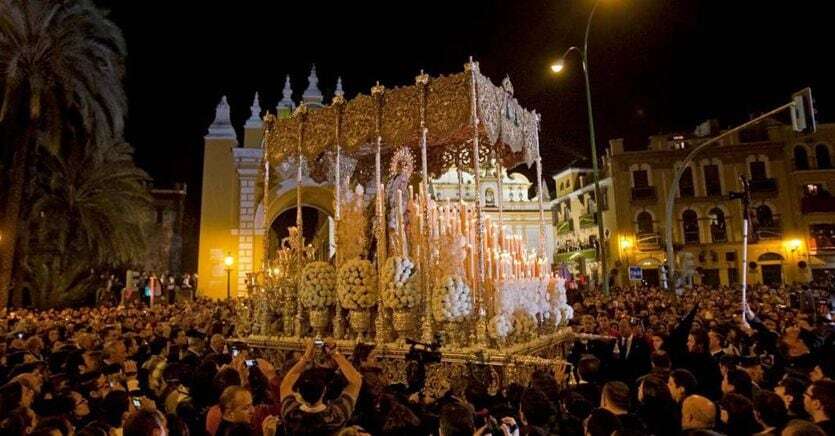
[381,256,420,310]
[432,275,472,322]
[299,261,337,309]
[488,313,513,340]
[337,258,377,310]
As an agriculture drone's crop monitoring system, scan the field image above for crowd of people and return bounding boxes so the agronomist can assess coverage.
[0,280,833,436]
[94,271,198,307]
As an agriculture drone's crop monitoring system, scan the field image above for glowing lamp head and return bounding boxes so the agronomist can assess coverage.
[550,61,565,73]
[224,254,234,267]
[785,239,802,252]
[620,237,633,250]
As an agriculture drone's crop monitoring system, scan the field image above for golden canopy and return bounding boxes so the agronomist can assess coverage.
[264,63,541,183]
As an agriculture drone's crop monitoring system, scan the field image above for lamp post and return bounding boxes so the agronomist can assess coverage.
[224,253,234,300]
[551,0,609,294]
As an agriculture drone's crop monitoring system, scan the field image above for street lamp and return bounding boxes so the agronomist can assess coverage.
[550,0,609,294]
[224,253,234,300]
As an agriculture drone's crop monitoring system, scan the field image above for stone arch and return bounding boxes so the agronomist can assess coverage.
[265,185,336,257]
[758,252,784,262]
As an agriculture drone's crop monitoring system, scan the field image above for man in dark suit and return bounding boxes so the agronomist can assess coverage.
[178,329,205,367]
[613,318,651,384]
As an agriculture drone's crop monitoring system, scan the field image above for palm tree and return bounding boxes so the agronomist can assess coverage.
[24,141,151,307]
[0,0,127,305]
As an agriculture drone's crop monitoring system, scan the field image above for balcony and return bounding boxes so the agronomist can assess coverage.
[749,178,778,194]
[801,196,835,214]
[636,232,662,251]
[579,213,598,229]
[631,186,657,203]
[753,216,782,241]
[557,220,574,235]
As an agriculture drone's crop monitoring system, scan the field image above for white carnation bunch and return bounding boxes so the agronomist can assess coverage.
[559,303,574,324]
[496,278,550,319]
[337,259,377,310]
[381,256,420,310]
[488,314,513,340]
[432,275,472,322]
[299,261,337,309]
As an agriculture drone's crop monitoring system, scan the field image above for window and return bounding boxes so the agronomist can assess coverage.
[636,211,654,234]
[810,224,835,251]
[703,164,722,196]
[725,251,737,262]
[632,170,649,188]
[794,146,810,170]
[682,210,700,244]
[708,207,727,242]
[816,144,832,169]
[679,166,695,197]
[755,205,774,227]
[727,268,739,285]
[805,184,822,196]
[749,161,767,181]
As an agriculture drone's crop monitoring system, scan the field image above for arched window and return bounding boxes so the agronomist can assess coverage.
[682,210,700,244]
[816,144,832,169]
[636,211,654,235]
[756,205,774,227]
[709,207,727,242]
[794,146,810,170]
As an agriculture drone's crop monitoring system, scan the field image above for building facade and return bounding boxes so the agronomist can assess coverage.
[430,165,555,262]
[604,120,835,288]
[550,168,616,287]
[140,183,187,275]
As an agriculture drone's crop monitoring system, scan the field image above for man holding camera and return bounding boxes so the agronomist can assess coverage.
[279,339,363,435]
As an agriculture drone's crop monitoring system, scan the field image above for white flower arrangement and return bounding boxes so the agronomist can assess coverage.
[337,258,377,310]
[559,303,574,323]
[432,275,472,322]
[495,278,550,319]
[299,261,337,309]
[488,314,513,340]
[381,256,420,310]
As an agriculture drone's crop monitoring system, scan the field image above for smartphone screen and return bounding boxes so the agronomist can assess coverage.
[132,397,141,408]
[245,359,256,367]
[232,349,239,357]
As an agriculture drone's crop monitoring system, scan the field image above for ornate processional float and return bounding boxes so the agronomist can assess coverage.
[236,60,581,389]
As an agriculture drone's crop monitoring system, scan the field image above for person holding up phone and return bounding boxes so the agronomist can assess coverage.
[280,339,363,435]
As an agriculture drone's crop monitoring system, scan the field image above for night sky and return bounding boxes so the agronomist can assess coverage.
[99,0,834,270]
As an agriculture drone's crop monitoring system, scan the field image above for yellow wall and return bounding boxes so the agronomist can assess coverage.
[197,136,238,299]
